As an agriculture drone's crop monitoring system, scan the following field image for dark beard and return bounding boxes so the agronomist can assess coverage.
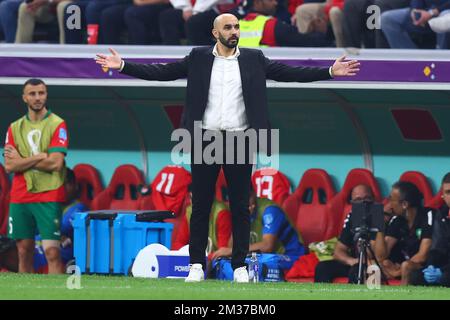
[219,34,239,49]
[29,104,46,113]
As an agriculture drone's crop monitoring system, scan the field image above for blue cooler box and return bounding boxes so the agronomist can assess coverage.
[74,210,173,275]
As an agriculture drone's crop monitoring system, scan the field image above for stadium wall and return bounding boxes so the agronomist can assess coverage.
[1,85,449,196]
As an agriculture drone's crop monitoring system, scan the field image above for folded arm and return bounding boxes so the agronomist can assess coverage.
[4,149,46,174]
[33,152,65,173]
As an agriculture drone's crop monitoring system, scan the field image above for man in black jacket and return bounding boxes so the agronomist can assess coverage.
[382,181,435,285]
[95,13,359,283]
[410,173,450,287]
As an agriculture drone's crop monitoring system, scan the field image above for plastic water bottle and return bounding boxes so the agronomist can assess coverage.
[249,252,259,283]
[248,260,254,281]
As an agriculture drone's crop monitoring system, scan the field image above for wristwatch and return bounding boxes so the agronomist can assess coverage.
[428,8,438,17]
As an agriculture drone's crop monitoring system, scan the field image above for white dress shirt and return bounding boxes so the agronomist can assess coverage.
[202,44,249,131]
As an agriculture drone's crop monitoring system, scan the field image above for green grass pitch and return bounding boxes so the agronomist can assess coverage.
[1,273,450,300]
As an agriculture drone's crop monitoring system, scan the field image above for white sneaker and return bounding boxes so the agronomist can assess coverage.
[185,264,204,282]
[233,266,249,283]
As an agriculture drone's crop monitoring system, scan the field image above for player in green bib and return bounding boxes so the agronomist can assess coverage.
[172,193,232,258]
[3,78,69,274]
[213,187,306,270]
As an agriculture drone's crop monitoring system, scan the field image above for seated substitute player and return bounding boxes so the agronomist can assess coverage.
[213,186,305,270]
[410,173,450,287]
[172,191,232,261]
[381,181,435,285]
[314,184,386,283]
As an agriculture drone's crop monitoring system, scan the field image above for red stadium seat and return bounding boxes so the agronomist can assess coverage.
[91,164,146,210]
[428,190,444,209]
[399,171,434,206]
[138,187,155,211]
[252,167,291,206]
[326,169,382,239]
[287,277,314,283]
[332,277,348,284]
[0,164,10,235]
[73,164,104,208]
[283,169,336,245]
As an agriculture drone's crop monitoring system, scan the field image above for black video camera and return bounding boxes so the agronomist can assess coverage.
[350,201,385,240]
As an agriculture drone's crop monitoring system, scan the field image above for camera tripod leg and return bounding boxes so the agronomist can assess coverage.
[356,239,368,285]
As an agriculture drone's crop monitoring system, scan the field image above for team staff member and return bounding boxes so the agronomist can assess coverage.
[314,185,387,283]
[172,192,232,259]
[382,181,435,285]
[410,173,450,287]
[4,78,68,274]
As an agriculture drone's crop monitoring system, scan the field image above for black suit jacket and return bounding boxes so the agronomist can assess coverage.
[121,46,332,133]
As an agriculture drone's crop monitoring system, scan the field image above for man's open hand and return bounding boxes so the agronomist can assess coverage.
[95,48,122,70]
[331,55,360,77]
[212,247,232,260]
[27,0,48,13]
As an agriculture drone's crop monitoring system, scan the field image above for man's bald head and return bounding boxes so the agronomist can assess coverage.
[213,13,239,30]
[212,13,240,49]
[351,184,374,203]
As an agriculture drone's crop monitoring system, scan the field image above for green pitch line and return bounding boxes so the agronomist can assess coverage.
[1,273,450,300]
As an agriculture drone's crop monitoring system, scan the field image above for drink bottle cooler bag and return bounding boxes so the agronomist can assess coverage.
[212,253,294,282]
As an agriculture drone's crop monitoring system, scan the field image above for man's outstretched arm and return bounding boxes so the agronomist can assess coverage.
[264,53,360,82]
[95,48,189,81]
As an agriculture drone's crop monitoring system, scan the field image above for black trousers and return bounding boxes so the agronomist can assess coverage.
[124,4,171,44]
[185,9,217,45]
[189,130,253,270]
[342,0,410,48]
[314,260,359,283]
[374,0,410,48]
[159,8,185,45]
[342,0,374,48]
[100,4,129,44]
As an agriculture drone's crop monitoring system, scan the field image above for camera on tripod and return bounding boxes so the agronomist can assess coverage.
[350,200,385,241]
[349,200,386,285]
